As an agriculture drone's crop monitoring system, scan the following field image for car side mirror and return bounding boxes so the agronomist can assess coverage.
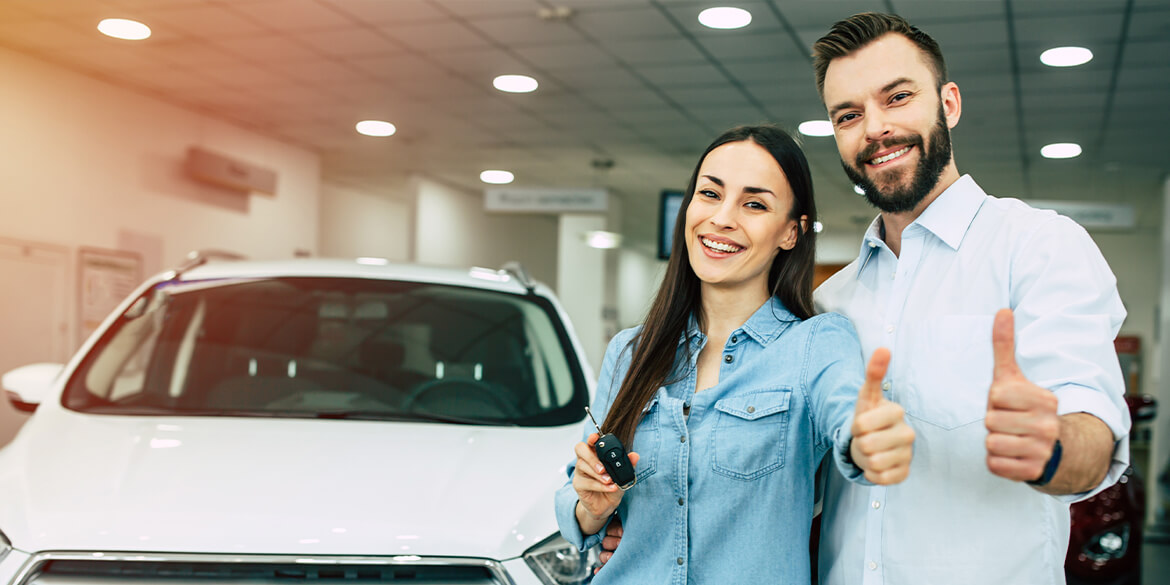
[2,363,64,413]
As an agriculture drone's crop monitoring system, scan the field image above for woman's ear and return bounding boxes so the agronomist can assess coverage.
[779,215,808,251]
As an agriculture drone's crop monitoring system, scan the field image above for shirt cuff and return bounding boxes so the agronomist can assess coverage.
[1051,384,1131,503]
[554,481,610,551]
[831,418,872,485]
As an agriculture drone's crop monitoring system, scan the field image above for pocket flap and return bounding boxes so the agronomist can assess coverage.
[714,389,790,420]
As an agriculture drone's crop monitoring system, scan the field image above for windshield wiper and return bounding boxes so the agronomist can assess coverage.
[313,410,511,426]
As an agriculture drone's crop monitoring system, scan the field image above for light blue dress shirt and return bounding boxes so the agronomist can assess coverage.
[555,297,868,585]
[815,175,1131,585]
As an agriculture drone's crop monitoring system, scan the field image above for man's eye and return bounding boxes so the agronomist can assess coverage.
[836,113,858,125]
[891,92,912,103]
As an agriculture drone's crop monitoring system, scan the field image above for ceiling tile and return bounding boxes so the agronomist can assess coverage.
[297,27,400,57]
[227,0,356,32]
[432,0,542,19]
[571,6,678,40]
[212,35,321,62]
[698,31,803,61]
[663,1,784,35]
[318,0,446,25]
[380,21,490,51]
[471,16,587,46]
[543,66,645,90]
[132,4,269,39]
[776,0,887,28]
[634,62,726,86]
[268,56,369,84]
[513,42,616,69]
[604,38,706,64]
[1128,6,1170,39]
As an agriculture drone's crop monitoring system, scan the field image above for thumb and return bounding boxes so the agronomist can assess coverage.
[629,452,640,468]
[856,347,891,413]
[992,308,1020,380]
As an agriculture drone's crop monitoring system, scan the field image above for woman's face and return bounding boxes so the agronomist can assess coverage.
[684,140,802,293]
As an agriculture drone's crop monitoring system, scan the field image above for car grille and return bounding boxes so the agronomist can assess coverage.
[13,552,511,585]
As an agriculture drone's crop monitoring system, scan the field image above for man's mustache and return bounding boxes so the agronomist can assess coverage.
[855,135,923,167]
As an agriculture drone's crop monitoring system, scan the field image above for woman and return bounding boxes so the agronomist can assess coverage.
[553,125,912,583]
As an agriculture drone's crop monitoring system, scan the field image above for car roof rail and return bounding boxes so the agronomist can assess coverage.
[500,261,535,294]
[169,249,247,280]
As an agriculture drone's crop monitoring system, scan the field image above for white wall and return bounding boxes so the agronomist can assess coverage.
[412,176,558,287]
[319,180,413,261]
[0,48,321,273]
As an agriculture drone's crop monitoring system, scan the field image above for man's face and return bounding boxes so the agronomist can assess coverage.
[821,34,958,213]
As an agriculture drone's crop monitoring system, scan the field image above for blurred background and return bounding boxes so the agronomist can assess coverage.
[0,0,1167,578]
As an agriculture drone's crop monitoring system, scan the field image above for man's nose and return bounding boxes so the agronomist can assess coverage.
[863,109,892,142]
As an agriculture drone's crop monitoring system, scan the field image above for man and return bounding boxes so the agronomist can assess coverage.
[598,12,1130,585]
[811,12,1129,585]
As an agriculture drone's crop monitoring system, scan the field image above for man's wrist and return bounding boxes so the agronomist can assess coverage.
[1027,438,1063,486]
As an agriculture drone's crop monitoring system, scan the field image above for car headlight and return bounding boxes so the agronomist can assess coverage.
[1082,523,1130,563]
[522,533,600,585]
[0,529,11,564]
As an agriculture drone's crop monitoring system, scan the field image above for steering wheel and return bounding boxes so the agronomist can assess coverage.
[403,378,522,419]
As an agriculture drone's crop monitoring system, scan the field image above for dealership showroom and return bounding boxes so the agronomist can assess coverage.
[1,0,1169,584]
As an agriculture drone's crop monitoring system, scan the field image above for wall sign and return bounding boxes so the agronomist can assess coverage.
[485,187,608,213]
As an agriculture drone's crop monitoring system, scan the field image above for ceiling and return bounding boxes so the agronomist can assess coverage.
[2,0,1168,251]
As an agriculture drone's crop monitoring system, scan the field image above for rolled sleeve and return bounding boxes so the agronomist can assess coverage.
[1051,383,1131,503]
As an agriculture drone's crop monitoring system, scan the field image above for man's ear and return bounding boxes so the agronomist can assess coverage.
[941,81,961,129]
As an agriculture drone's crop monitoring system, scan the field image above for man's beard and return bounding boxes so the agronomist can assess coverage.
[842,109,952,214]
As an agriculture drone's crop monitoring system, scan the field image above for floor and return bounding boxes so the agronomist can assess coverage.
[1144,536,1168,584]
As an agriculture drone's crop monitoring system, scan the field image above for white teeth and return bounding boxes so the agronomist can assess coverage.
[701,237,741,253]
[870,146,910,165]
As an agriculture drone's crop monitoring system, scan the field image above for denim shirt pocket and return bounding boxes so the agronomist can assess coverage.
[629,393,661,483]
[711,388,792,480]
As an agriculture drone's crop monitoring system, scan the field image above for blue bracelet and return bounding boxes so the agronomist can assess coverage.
[1027,439,1063,486]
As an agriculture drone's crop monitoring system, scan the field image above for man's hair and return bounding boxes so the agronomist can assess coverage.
[812,12,948,98]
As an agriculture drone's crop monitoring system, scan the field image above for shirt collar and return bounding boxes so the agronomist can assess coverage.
[682,296,796,347]
[855,174,987,278]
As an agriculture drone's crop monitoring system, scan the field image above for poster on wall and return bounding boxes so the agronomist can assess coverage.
[78,247,143,346]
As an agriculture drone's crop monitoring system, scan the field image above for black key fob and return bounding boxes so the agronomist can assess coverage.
[586,407,637,491]
[595,432,637,490]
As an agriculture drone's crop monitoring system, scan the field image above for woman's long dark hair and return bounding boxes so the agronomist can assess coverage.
[604,125,818,447]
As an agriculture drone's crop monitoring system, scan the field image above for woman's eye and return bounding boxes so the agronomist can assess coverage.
[746,201,767,211]
[699,189,719,199]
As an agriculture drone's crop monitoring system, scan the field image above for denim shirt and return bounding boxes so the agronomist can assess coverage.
[554,297,867,585]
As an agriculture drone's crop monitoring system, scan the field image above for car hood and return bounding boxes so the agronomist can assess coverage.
[0,408,581,558]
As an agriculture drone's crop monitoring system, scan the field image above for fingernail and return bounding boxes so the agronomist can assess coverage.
[603,475,612,483]
[596,464,605,473]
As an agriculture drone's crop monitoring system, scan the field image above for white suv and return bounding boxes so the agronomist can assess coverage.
[0,256,600,585]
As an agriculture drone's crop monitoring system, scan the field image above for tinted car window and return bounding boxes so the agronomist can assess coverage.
[63,277,588,426]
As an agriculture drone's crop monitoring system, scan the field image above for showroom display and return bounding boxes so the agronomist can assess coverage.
[0,255,599,585]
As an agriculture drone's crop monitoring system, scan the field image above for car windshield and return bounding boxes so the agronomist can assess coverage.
[62,276,588,426]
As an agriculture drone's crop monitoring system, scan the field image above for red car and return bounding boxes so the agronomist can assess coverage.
[1066,394,1157,585]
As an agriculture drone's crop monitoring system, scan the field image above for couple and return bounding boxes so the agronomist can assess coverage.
[555,12,1131,585]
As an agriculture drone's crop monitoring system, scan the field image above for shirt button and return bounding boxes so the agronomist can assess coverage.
[872,500,881,509]
[677,557,685,565]
[885,324,894,333]
[746,406,755,413]
[868,242,878,248]
[881,381,891,391]
[869,561,878,571]
[680,435,687,443]
[731,335,738,343]
[678,497,685,506]
[724,354,733,363]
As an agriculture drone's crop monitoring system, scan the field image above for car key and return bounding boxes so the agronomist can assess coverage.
[585,407,637,491]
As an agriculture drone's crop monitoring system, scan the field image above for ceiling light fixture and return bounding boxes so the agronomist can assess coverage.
[97,18,151,40]
[480,170,515,184]
[493,75,538,93]
[812,221,824,233]
[698,7,752,29]
[1040,46,1093,67]
[853,185,866,195]
[1040,143,1082,159]
[583,231,622,249]
[355,120,396,137]
[798,120,833,137]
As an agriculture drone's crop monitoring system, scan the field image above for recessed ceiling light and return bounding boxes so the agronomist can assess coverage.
[480,170,515,184]
[97,18,151,41]
[853,185,866,195]
[798,120,833,137]
[812,221,824,233]
[355,120,396,137]
[493,75,538,93]
[583,231,622,249]
[1040,46,1093,67]
[1040,143,1082,159]
[698,7,752,29]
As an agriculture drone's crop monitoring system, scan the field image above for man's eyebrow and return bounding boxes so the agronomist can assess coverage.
[828,77,916,119]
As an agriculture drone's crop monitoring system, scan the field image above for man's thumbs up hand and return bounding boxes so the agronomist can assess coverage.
[985,309,1060,482]
[850,348,915,485]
